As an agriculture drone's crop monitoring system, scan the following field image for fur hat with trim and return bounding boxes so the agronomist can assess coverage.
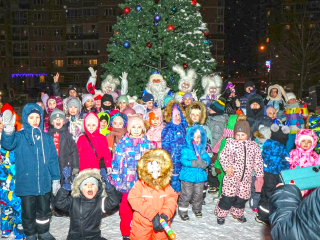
[172,65,197,93]
[137,149,173,189]
[127,95,138,104]
[201,74,223,98]
[185,101,207,126]
[286,92,297,101]
[71,168,107,198]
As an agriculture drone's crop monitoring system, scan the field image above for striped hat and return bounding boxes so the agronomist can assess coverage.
[210,97,226,114]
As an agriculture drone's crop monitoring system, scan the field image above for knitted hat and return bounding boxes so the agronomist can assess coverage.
[234,120,251,138]
[210,97,226,114]
[258,125,271,139]
[81,94,94,106]
[50,109,66,124]
[286,92,296,101]
[85,113,99,127]
[68,85,78,93]
[164,95,174,107]
[127,116,146,133]
[183,92,193,100]
[118,95,129,104]
[67,98,81,110]
[244,80,255,90]
[80,177,98,191]
[142,93,154,103]
[122,106,136,116]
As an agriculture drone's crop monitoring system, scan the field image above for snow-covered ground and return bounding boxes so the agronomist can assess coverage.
[4,196,272,240]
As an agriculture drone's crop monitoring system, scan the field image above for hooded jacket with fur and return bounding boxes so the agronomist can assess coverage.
[55,169,121,240]
[179,126,211,183]
[77,113,112,171]
[146,108,165,148]
[289,129,320,169]
[264,84,288,119]
[1,103,60,196]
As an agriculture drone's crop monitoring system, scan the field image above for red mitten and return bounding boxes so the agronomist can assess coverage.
[87,82,95,94]
[254,177,264,193]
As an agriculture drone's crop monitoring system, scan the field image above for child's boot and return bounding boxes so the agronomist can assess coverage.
[233,215,247,223]
[38,232,55,240]
[217,217,225,225]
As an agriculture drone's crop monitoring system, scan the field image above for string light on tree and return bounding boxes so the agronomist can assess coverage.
[154,14,161,22]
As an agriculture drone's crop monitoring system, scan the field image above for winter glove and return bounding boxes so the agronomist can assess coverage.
[52,180,61,196]
[62,167,72,191]
[191,158,207,169]
[215,168,222,174]
[198,160,207,169]
[2,110,15,135]
[107,167,112,175]
[120,72,128,95]
[88,67,97,78]
[160,213,169,223]
[152,214,164,232]
[254,177,264,193]
[100,168,113,190]
[72,168,79,176]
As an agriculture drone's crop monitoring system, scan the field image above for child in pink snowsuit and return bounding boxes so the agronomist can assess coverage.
[289,129,319,169]
[214,119,264,225]
[146,108,165,148]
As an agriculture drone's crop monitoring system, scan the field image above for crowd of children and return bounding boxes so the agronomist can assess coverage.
[0,71,319,240]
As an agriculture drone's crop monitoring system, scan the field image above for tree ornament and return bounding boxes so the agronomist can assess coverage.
[116,31,119,35]
[154,22,159,26]
[146,42,152,48]
[124,7,130,14]
[183,63,188,69]
[172,7,177,13]
[204,32,209,37]
[136,5,142,11]
[155,0,160,3]
[191,0,197,5]
[168,25,174,31]
[123,41,131,48]
[154,14,161,22]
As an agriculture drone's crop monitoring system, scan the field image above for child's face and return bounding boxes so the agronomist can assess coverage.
[119,102,127,111]
[82,183,98,199]
[184,97,192,106]
[0,120,3,132]
[288,98,296,104]
[28,113,41,128]
[100,119,108,129]
[113,120,124,129]
[68,106,78,116]
[85,99,94,109]
[246,86,253,94]
[267,109,276,120]
[129,102,134,108]
[130,124,143,138]
[95,100,101,108]
[235,132,248,141]
[52,118,64,130]
[193,133,201,145]
[103,101,112,107]
[191,112,200,123]
[300,139,312,150]
[146,101,154,110]
[173,113,181,125]
[148,161,161,180]
[86,123,97,134]
[69,90,77,98]
[270,88,278,98]
[250,102,260,109]
[151,117,160,126]
[48,100,56,110]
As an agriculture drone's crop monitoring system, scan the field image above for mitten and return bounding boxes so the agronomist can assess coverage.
[191,159,200,168]
[62,167,72,191]
[199,160,207,169]
[52,180,61,196]
[152,214,164,232]
[2,110,15,135]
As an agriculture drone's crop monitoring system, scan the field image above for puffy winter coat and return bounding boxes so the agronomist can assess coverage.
[146,108,165,148]
[77,113,112,171]
[179,126,210,183]
[48,124,79,184]
[111,135,155,192]
[284,102,307,134]
[162,101,188,176]
[262,139,290,174]
[55,169,121,240]
[1,103,60,196]
[219,138,264,182]
[289,129,320,169]
[128,180,178,240]
[44,96,63,133]
[269,184,320,240]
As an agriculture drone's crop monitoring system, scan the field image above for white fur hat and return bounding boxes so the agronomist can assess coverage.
[172,65,197,92]
[201,74,223,95]
[286,92,296,101]
[101,75,120,92]
[127,95,138,104]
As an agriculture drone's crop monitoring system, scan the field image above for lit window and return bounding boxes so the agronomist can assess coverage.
[267,11,271,16]
[266,37,269,42]
[310,23,316,28]
[89,59,97,66]
[285,25,290,30]
[54,60,64,67]
[73,60,82,66]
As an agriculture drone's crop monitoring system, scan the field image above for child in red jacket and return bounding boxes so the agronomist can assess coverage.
[77,113,112,178]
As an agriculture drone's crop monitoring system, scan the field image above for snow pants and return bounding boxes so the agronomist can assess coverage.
[249,176,261,209]
[257,172,280,223]
[214,176,250,218]
[20,192,51,236]
[178,181,204,215]
[119,192,133,237]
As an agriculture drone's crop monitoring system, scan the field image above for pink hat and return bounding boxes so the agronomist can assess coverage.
[122,106,136,117]
[85,113,99,128]
[127,116,146,133]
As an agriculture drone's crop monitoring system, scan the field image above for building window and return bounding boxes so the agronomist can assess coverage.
[68,58,83,66]
[53,0,62,5]
[34,0,44,5]
[284,5,291,11]
[13,58,29,67]
[84,41,97,50]
[67,25,83,34]
[106,25,112,33]
[67,10,82,19]
[217,8,224,17]
[12,11,28,25]
[0,30,5,40]
[266,37,270,42]
[53,13,62,21]
[267,10,271,16]
[218,0,224,7]
[83,24,97,34]
[106,8,116,16]
[53,29,63,36]
[34,59,46,67]
[217,25,224,33]
[309,23,316,28]
[34,28,45,36]
[53,44,63,52]
[34,44,45,52]
[83,9,98,17]
[67,42,83,50]
[285,24,291,30]
[54,59,64,67]
[33,13,44,21]
[86,59,97,66]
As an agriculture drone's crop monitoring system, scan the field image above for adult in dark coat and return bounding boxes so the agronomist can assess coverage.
[269,184,320,240]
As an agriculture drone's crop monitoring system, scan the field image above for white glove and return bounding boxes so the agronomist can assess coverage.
[191,89,198,101]
[52,180,61,197]
[107,167,112,175]
[235,99,240,108]
[120,72,128,95]
[2,110,15,135]
[88,67,97,78]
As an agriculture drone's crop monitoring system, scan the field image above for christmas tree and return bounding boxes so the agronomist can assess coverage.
[102,0,216,95]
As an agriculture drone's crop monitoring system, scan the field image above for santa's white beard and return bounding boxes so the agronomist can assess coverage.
[147,81,168,107]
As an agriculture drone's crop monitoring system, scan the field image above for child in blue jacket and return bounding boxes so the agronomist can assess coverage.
[1,103,60,240]
[178,125,210,221]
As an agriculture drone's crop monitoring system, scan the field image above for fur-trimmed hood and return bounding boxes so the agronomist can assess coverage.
[137,149,173,189]
[164,100,187,127]
[186,125,207,156]
[185,101,207,126]
[266,84,288,102]
[71,168,107,198]
[172,65,197,93]
[295,129,318,153]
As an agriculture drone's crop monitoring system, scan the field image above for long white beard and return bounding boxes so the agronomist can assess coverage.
[148,83,168,108]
